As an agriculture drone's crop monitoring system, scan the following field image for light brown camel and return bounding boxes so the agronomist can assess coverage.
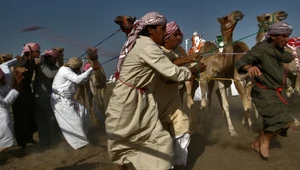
[197,10,244,137]
[185,33,219,109]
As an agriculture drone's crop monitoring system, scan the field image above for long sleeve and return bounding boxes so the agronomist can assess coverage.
[2,58,17,68]
[39,64,58,79]
[141,45,191,82]
[0,89,19,106]
[63,67,93,84]
[235,43,262,74]
[282,51,294,63]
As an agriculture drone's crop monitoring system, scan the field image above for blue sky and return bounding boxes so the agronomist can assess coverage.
[1,0,299,76]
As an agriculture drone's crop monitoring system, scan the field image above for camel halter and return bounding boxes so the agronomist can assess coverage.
[222,14,235,35]
[287,37,300,73]
[258,13,275,32]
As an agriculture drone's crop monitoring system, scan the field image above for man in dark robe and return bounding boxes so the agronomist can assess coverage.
[236,21,294,158]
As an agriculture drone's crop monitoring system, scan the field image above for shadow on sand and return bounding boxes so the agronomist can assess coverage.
[54,162,115,170]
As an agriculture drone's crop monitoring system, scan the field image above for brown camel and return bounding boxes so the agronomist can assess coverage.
[114,15,136,35]
[74,48,107,124]
[0,54,13,64]
[196,10,244,137]
[75,16,136,122]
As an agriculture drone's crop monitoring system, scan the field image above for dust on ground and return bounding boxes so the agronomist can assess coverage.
[1,83,300,170]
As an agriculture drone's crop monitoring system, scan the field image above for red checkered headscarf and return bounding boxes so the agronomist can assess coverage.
[165,21,181,40]
[117,11,167,71]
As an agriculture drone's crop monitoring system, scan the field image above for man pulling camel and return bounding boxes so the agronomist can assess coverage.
[236,21,294,158]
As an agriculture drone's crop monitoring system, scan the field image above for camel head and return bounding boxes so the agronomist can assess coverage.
[257,11,288,31]
[114,15,136,35]
[218,10,244,35]
[0,53,13,64]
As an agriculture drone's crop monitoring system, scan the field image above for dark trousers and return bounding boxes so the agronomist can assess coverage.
[12,93,37,147]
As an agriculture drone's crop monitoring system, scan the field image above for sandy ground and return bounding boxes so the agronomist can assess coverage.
[1,83,300,170]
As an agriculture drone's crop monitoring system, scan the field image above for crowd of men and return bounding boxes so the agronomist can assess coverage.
[0,10,296,170]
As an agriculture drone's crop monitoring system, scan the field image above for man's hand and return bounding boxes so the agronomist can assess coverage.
[196,62,206,73]
[14,67,27,84]
[247,66,262,78]
[187,52,203,62]
[190,62,206,74]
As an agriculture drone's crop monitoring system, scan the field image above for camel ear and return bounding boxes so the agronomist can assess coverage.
[218,17,222,23]
[133,16,136,22]
[114,16,124,24]
[127,16,136,23]
[256,16,260,22]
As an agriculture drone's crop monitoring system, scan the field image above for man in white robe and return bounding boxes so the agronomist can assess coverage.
[0,59,26,151]
[106,12,206,170]
[50,57,100,150]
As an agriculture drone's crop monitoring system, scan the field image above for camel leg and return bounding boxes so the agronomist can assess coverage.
[185,80,194,110]
[234,79,253,128]
[197,80,214,134]
[206,80,215,114]
[85,81,95,121]
[294,72,300,95]
[217,80,238,137]
[193,80,209,134]
[200,80,208,110]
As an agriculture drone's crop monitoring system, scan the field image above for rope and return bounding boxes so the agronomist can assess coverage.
[79,29,121,59]
[89,26,265,67]
[197,28,265,57]
[100,27,264,66]
[195,70,237,82]
[193,28,266,82]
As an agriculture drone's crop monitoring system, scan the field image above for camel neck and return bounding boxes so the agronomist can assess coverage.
[256,30,266,43]
[222,32,233,53]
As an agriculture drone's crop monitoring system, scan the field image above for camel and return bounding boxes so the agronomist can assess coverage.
[74,49,107,124]
[73,16,137,124]
[0,54,13,64]
[195,10,245,137]
[185,33,219,109]
[114,15,136,35]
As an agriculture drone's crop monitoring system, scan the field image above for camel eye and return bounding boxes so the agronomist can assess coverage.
[264,16,270,20]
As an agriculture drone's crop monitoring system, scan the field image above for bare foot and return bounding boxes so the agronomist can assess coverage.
[260,137,269,158]
[251,141,260,153]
